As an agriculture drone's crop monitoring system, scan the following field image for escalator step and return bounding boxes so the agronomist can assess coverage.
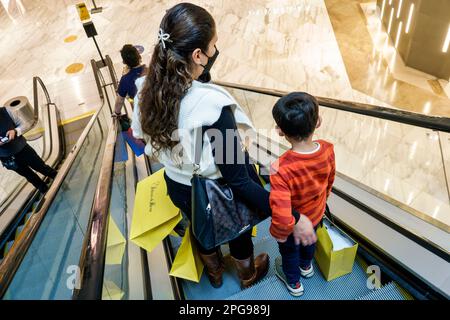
[176,215,406,300]
[15,225,25,239]
[226,256,374,301]
[25,212,33,222]
[356,281,410,300]
[179,223,373,300]
[3,240,14,256]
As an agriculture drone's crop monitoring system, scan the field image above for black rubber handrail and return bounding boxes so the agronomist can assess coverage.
[214,81,450,133]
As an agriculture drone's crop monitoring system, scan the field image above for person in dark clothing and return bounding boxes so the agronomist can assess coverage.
[0,107,57,193]
[113,44,148,116]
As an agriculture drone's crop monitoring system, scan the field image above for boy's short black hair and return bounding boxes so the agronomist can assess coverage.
[120,44,140,68]
[272,92,319,141]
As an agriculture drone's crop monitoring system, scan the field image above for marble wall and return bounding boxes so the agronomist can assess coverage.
[3,0,445,115]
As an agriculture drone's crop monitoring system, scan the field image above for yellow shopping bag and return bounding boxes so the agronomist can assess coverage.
[105,215,126,265]
[169,225,204,283]
[314,217,358,281]
[254,164,268,186]
[251,226,257,237]
[130,168,182,253]
[102,280,125,300]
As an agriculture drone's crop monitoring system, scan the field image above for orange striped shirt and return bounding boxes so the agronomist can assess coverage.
[269,140,335,239]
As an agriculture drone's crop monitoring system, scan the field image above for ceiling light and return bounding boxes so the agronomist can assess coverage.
[380,0,387,20]
[397,0,403,18]
[442,24,450,53]
[388,8,395,33]
[405,4,414,33]
[395,22,403,48]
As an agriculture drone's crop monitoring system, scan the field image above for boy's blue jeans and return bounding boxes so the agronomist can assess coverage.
[278,231,317,284]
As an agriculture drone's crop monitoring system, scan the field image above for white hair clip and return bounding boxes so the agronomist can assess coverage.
[158,28,172,49]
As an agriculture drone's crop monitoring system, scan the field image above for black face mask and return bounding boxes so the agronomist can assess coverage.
[200,45,219,77]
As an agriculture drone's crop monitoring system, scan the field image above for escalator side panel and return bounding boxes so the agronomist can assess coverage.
[3,113,107,299]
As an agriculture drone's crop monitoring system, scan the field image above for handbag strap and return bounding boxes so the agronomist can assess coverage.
[226,108,261,182]
[192,126,203,175]
[192,104,241,174]
[192,104,261,183]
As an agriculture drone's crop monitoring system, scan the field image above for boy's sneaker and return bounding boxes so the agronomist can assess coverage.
[275,256,304,297]
[300,264,314,278]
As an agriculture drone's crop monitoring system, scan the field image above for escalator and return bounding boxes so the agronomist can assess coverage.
[71,57,449,300]
[1,54,448,300]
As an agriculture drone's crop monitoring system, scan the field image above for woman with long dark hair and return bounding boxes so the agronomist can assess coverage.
[133,3,307,289]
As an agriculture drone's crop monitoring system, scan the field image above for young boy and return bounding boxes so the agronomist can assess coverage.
[269,92,335,296]
[113,44,148,116]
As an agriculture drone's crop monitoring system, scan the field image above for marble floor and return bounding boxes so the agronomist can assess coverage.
[1,0,449,117]
[0,0,449,230]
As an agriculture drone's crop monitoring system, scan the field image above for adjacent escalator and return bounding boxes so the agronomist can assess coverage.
[0,77,64,266]
[0,60,114,299]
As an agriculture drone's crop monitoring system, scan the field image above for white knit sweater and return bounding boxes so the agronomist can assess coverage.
[132,78,255,186]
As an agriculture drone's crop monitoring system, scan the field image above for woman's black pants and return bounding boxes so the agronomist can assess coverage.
[164,172,254,260]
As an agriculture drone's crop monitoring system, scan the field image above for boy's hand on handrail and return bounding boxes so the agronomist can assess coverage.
[292,215,317,246]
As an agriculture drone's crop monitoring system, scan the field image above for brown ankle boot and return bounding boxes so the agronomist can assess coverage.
[199,251,225,288]
[232,253,269,288]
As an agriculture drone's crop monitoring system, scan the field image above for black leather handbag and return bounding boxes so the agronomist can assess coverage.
[190,114,266,250]
[191,169,266,250]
